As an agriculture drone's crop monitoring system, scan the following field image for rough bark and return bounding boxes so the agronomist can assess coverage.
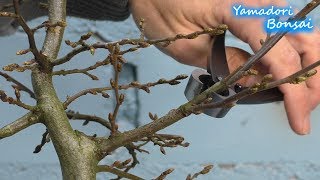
[30,0,100,179]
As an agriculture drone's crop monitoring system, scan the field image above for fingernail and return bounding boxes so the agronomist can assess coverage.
[300,117,310,135]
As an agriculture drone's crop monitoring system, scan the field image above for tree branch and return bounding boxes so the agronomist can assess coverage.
[186,165,214,180]
[40,0,66,62]
[63,74,188,108]
[97,0,320,154]
[52,57,110,80]
[98,59,319,153]
[0,71,35,99]
[194,59,319,111]
[53,26,227,66]
[30,0,100,179]
[53,69,99,80]
[0,112,40,139]
[12,0,44,64]
[108,47,123,135]
[0,89,34,110]
[66,110,112,130]
[224,0,320,86]
[97,165,143,180]
[154,168,175,180]
[0,11,18,18]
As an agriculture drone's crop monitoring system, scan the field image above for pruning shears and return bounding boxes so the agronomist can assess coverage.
[184,31,283,118]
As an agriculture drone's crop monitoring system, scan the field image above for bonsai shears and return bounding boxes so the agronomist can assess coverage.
[184,31,283,118]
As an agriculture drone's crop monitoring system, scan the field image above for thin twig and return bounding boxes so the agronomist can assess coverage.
[194,60,319,111]
[53,69,98,80]
[52,57,110,80]
[32,21,67,32]
[109,47,122,135]
[33,129,50,153]
[224,0,320,86]
[96,0,319,154]
[97,165,143,180]
[122,146,139,174]
[141,134,189,150]
[0,11,18,18]
[0,89,34,110]
[66,110,112,130]
[186,165,214,180]
[154,168,175,180]
[12,0,44,64]
[63,74,188,108]
[53,26,227,66]
[65,110,144,173]
[0,3,14,11]
[0,71,35,98]
[98,50,319,156]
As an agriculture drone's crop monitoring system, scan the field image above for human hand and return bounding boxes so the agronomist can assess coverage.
[129,0,320,135]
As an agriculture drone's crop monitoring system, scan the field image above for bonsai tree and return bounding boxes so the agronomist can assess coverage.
[0,0,319,179]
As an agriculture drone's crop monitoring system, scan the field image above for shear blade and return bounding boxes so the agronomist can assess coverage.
[210,31,283,104]
[237,88,283,104]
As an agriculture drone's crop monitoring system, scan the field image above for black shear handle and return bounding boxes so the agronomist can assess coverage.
[237,87,283,104]
[210,31,283,104]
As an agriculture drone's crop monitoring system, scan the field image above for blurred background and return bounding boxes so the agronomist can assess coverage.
[0,0,320,179]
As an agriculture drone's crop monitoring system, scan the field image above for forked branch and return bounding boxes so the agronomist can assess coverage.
[96,0,320,154]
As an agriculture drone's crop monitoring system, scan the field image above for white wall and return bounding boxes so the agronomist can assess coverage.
[0,0,320,179]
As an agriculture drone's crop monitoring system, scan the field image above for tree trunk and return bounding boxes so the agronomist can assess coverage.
[32,70,100,180]
[30,1,100,179]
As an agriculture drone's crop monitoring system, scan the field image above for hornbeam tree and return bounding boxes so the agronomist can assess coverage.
[0,0,319,179]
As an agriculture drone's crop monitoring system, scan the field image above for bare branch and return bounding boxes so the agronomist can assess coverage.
[0,11,18,18]
[139,134,189,155]
[12,0,44,64]
[111,159,132,169]
[53,69,99,80]
[121,146,140,175]
[2,62,35,72]
[96,74,232,153]
[0,1,317,179]
[0,89,34,110]
[154,168,175,180]
[186,165,214,180]
[153,134,188,147]
[65,110,144,176]
[109,47,122,135]
[97,165,143,180]
[194,62,319,111]
[98,17,320,155]
[52,57,110,80]
[53,45,90,66]
[0,3,14,11]
[66,110,112,130]
[33,129,50,153]
[268,60,319,87]
[53,26,227,66]
[32,21,67,32]
[224,0,320,86]
[63,74,188,108]
[0,71,35,98]
[0,112,40,139]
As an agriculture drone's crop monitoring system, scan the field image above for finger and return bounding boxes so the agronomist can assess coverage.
[225,47,267,86]
[130,0,213,68]
[264,40,311,135]
[286,30,320,88]
[287,29,320,109]
[225,15,311,134]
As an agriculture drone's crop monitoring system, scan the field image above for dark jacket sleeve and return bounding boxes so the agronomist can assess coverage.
[0,0,130,36]
[66,0,130,21]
